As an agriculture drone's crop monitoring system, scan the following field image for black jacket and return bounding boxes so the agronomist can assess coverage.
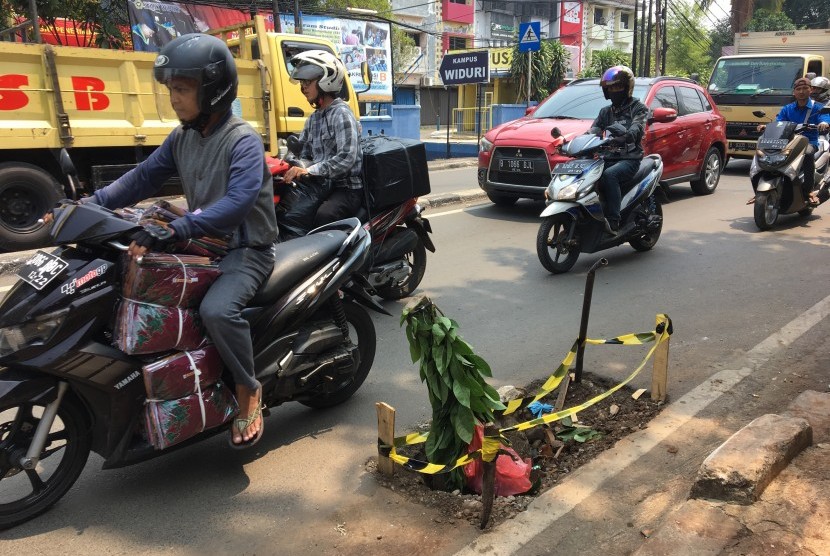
[589,97,649,160]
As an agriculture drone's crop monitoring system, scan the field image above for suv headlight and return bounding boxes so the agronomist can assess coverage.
[479,137,494,154]
[0,309,69,358]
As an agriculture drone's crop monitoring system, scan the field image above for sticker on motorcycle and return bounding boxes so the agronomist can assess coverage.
[16,250,69,291]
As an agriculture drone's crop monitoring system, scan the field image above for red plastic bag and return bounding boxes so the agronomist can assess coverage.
[463,424,532,496]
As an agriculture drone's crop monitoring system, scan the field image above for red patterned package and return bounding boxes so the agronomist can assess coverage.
[144,381,238,450]
[115,300,206,355]
[122,253,221,308]
[142,345,224,400]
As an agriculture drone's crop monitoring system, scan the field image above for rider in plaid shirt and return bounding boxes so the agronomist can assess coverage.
[283,50,364,227]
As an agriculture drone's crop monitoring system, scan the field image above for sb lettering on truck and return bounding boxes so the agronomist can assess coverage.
[0,74,110,111]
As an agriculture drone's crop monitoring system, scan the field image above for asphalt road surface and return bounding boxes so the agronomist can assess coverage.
[3,160,830,554]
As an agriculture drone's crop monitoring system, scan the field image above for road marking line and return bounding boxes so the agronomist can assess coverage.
[427,204,489,218]
[455,294,830,556]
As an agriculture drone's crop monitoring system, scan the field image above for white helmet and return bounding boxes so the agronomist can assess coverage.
[811,76,830,91]
[290,50,346,93]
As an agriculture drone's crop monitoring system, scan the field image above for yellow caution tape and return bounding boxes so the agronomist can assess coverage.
[378,315,672,474]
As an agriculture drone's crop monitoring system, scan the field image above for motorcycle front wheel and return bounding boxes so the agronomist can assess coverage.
[300,302,377,409]
[537,215,580,274]
[375,239,427,301]
[753,191,779,230]
[0,392,91,529]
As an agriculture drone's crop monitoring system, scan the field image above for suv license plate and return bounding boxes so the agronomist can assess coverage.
[730,141,755,152]
[16,250,69,291]
[499,158,534,173]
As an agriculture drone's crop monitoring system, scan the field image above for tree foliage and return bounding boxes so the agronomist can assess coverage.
[0,0,128,47]
[391,25,418,78]
[707,17,733,61]
[579,47,630,78]
[784,0,830,29]
[664,2,712,81]
[509,40,570,102]
[746,8,796,31]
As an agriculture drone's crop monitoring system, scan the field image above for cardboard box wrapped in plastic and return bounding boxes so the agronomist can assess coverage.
[361,136,431,209]
[142,345,224,400]
[144,382,238,450]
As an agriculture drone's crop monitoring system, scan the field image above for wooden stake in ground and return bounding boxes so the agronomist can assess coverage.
[376,402,396,476]
[479,423,500,529]
[651,315,670,402]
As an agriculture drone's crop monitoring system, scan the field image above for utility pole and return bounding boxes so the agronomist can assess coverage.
[644,0,653,77]
[632,0,639,75]
[294,0,302,34]
[660,0,668,76]
[638,0,647,76]
[272,0,282,32]
[654,0,661,76]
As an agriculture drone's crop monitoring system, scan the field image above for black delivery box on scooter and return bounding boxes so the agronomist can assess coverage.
[361,136,431,210]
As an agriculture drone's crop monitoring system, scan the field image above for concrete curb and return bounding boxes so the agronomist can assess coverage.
[420,188,489,209]
[633,390,830,555]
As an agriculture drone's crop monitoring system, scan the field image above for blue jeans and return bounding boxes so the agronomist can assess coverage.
[199,246,275,391]
[599,159,640,224]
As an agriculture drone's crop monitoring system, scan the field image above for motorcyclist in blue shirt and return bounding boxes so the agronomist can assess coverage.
[758,77,830,201]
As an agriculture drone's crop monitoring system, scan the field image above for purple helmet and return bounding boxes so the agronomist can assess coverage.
[600,65,635,100]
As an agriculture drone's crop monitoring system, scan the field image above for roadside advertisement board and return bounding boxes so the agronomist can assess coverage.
[275,14,393,102]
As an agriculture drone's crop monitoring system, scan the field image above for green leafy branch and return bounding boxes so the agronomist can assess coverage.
[402,297,505,488]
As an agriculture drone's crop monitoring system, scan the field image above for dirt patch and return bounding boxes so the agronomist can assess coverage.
[368,372,663,529]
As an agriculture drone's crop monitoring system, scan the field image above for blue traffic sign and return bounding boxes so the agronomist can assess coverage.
[518,22,541,53]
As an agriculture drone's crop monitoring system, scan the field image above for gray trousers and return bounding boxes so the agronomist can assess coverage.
[199,246,275,391]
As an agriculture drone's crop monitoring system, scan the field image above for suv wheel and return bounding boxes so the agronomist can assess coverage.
[690,147,722,195]
[487,192,519,206]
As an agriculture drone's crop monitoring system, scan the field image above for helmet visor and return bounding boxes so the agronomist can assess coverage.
[289,63,324,84]
[154,66,203,85]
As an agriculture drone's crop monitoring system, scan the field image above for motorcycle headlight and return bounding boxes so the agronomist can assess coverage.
[0,309,68,358]
[758,152,788,165]
[479,137,494,154]
[556,180,584,200]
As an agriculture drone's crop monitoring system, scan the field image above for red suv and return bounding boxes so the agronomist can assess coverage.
[478,76,727,205]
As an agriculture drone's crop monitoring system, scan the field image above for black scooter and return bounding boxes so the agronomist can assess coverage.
[0,199,387,529]
[750,107,830,230]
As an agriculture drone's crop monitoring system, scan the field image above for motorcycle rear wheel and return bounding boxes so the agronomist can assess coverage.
[300,302,376,408]
[537,215,580,274]
[753,191,778,230]
[375,239,427,300]
[629,196,663,252]
[0,393,91,530]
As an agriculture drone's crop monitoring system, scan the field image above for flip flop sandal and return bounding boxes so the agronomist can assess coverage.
[229,389,264,450]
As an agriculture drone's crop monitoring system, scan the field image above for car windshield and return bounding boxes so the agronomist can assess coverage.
[532,84,650,120]
[707,57,805,95]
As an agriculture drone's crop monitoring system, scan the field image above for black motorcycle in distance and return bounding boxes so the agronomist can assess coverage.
[0,201,387,529]
[750,108,830,230]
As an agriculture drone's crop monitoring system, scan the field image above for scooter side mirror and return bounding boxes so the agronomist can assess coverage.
[752,110,766,118]
[551,127,562,139]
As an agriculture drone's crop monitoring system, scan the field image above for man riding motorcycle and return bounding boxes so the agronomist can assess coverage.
[588,65,648,234]
[758,78,830,204]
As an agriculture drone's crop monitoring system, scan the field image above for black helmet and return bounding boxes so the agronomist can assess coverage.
[153,33,238,114]
[600,65,635,99]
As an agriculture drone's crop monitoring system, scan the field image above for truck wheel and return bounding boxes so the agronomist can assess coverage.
[0,163,64,252]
